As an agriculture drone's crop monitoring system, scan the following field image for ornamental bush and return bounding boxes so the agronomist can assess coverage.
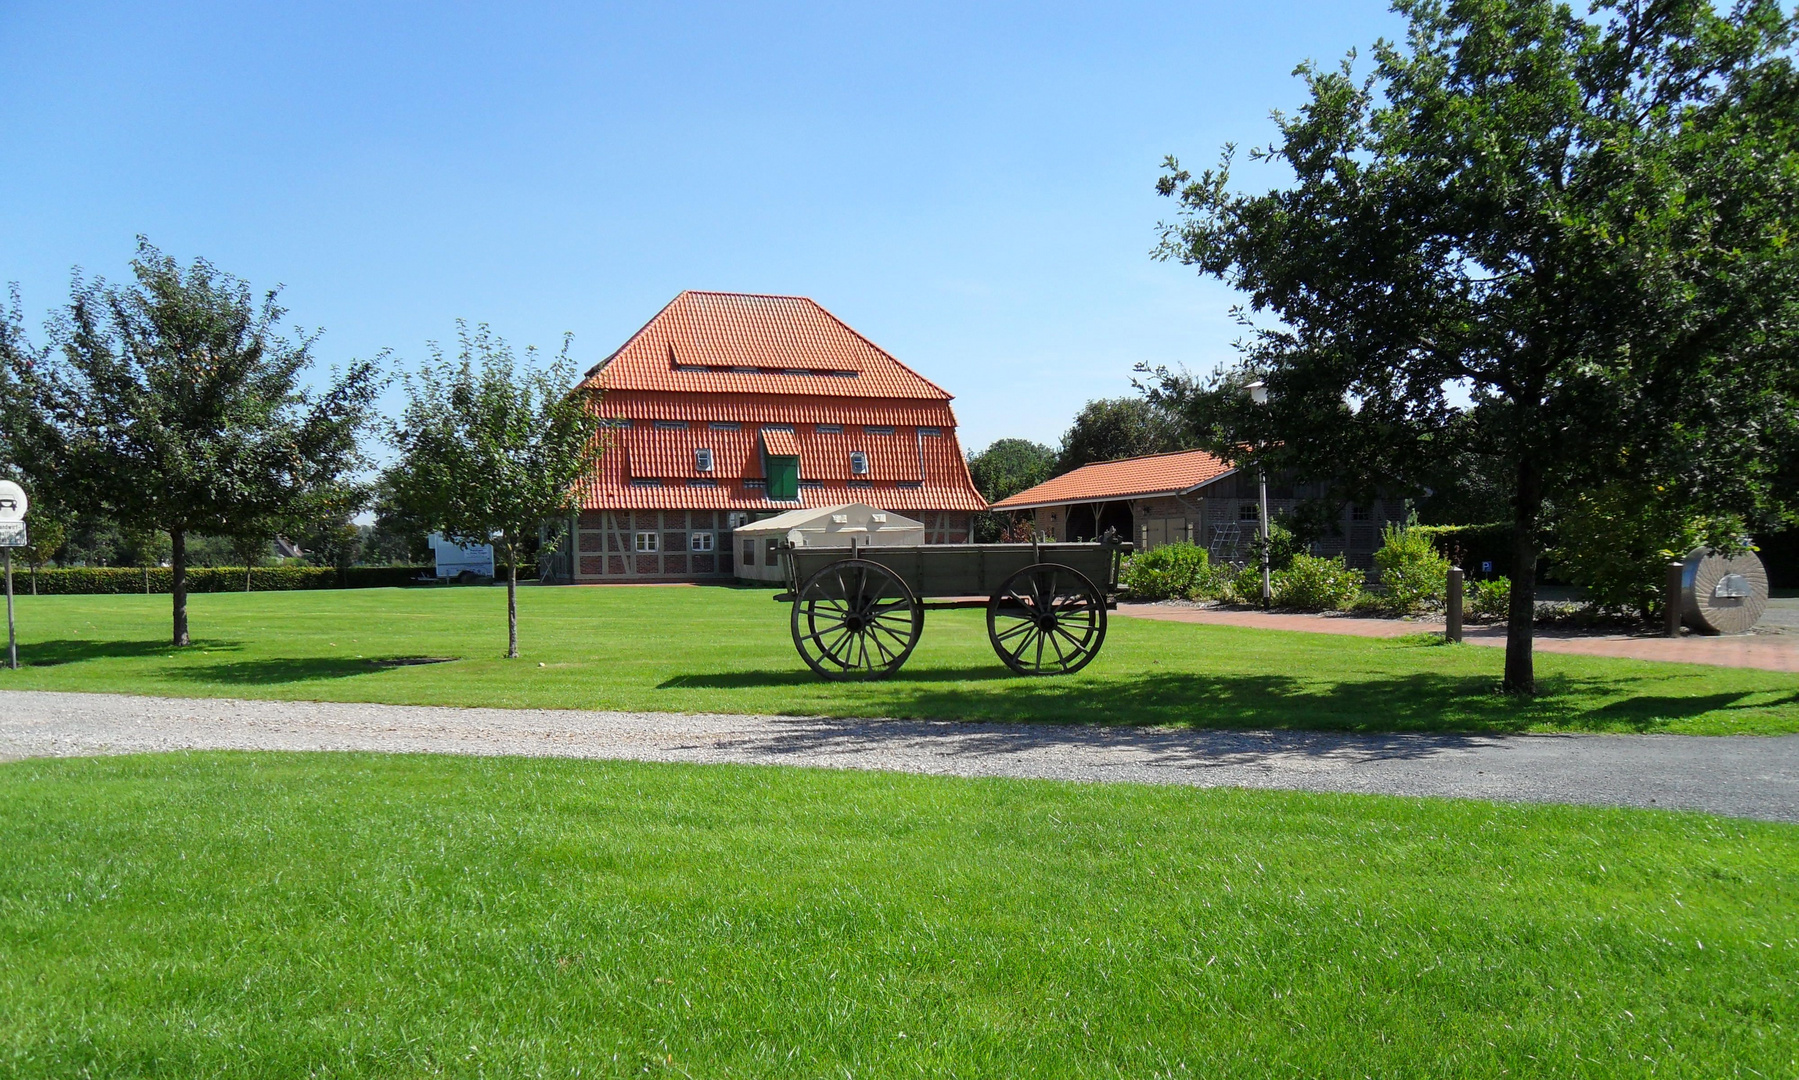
[1120,543,1211,601]
[1373,523,1452,615]
[1468,577,1511,622]
[1271,553,1364,611]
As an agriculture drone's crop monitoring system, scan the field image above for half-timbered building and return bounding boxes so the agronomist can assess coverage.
[543,291,987,583]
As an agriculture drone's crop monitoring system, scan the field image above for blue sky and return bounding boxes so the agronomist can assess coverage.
[1,1,1404,451]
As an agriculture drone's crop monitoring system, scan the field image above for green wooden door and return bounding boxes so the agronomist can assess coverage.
[766,455,800,501]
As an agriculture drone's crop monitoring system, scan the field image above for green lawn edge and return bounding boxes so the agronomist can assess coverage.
[0,751,1793,1078]
[3,586,1795,735]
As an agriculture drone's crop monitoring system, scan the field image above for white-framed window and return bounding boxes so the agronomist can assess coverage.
[635,531,659,552]
[816,423,844,434]
[654,419,689,430]
[918,426,942,437]
[864,425,895,435]
[727,512,749,529]
[695,447,713,472]
[849,450,868,475]
[690,532,715,552]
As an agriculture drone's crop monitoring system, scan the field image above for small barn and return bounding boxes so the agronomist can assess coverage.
[732,503,926,583]
[991,449,1408,572]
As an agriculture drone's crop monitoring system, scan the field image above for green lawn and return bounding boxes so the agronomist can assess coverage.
[3,585,1796,734]
[0,753,1792,1077]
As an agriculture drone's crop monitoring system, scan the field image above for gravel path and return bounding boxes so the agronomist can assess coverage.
[3,691,1796,823]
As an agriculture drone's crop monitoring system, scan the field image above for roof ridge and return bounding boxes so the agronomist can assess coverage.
[1067,447,1219,470]
[583,292,689,381]
[800,297,955,401]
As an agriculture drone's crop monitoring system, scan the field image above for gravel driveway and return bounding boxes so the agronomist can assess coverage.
[4,690,1796,823]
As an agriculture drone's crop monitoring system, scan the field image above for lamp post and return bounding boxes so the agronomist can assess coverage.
[1245,381,1271,608]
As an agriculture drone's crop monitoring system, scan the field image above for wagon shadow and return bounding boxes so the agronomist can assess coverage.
[659,665,1015,690]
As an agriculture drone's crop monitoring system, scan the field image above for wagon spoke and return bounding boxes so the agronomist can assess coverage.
[1002,626,1039,664]
[992,620,1035,643]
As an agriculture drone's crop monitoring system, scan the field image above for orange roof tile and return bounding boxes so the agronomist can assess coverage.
[761,428,800,457]
[579,481,987,514]
[600,392,956,428]
[990,449,1235,509]
[580,292,951,400]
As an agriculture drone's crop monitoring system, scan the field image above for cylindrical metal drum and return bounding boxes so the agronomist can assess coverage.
[1680,547,1769,635]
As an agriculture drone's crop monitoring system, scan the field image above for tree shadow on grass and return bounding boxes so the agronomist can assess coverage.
[163,657,458,685]
[20,638,243,666]
[660,665,1777,735]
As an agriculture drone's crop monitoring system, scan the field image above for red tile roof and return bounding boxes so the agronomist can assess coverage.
[760,428,800,457]
[579,482,986,514]
[989,448,1235,509]
[580,292,951,400]
[575,293,986,518]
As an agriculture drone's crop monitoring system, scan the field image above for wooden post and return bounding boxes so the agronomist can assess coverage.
[1445,566,1463,643]
[5,547,16,670]
[1665,561,1685,638]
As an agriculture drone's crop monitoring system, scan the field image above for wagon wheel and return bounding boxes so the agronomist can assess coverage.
[791,559,923,681]
[987,562,1107,676]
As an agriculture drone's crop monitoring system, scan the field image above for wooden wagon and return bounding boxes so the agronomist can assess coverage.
[774,539,1131,680]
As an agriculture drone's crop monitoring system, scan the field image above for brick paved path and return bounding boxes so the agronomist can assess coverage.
[1116,604,1799,673]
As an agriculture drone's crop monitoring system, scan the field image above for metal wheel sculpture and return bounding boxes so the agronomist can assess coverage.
[790,558,923,680]
[986,562,1107,676]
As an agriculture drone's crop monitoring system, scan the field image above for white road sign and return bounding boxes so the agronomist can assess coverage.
[0,521,24,548]
[0,480,25,523]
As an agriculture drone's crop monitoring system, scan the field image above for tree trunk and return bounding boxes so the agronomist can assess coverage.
[506,559,519,659]
[245,562,253,592]
[171,529,190,647]
[1502,460,1542,695]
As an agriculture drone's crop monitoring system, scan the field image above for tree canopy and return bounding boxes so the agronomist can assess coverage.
[1148,0,1799,692]
[385,322,604,659]
[968,438,1057,504]
[1055,397,1186,476]
[3,239,380,644]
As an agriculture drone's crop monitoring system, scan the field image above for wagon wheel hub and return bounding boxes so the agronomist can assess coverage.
[842,610,869,633]
[1035,612,1059,631]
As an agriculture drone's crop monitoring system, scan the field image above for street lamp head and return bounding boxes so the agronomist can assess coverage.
[1244,380,1269,406]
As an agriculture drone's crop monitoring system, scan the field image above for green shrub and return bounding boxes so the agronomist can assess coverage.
[1546,484,1747,621]
[1215,563,1267,605]
[1373,523,1452,615]
[1468,577,1511,621]
[1120,543,1210,601]
[1271,554,1364,611]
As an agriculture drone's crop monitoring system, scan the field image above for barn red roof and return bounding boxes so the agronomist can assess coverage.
[989,449,1235,510]
[574,292,986,516]
[581,291,951,400]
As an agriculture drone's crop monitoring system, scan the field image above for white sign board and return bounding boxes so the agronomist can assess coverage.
[0,521,24,548]
[0,481,25,523]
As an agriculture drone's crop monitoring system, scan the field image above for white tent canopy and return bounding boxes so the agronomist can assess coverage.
[733,503,925,582]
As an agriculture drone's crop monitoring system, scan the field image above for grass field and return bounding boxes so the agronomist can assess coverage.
[0,753,1792,1077]
[4,585,1796,734]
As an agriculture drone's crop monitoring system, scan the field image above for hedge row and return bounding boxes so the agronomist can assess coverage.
[16,565,434,595]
